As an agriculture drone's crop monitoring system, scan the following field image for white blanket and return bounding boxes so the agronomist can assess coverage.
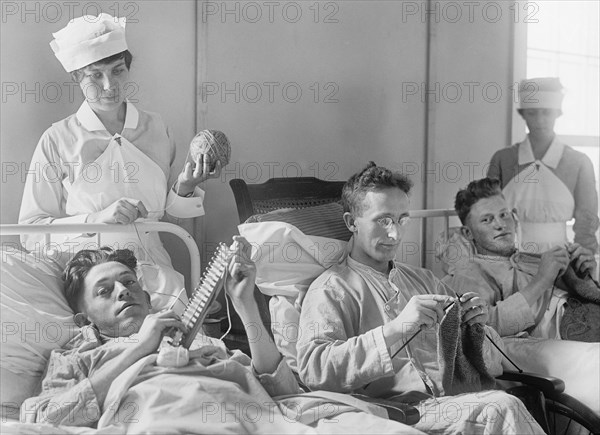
[503,336,600,415]
[4,350,423,434]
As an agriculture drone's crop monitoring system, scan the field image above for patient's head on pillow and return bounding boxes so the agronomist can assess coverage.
[455,177,517,257]
[341,161,413,216]
[63,247,151,337]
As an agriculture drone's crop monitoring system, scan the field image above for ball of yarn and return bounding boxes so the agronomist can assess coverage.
[157,345,190,368]
[189,130,231,171]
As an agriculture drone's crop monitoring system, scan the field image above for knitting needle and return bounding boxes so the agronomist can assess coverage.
[390,294,524,374]
[451,292,523,373]
[485,333,522,373]
[390,298,457,359]
[390,325,424,360]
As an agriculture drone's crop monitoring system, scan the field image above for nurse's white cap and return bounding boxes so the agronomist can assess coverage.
[518,77,564,110]
[50,13,127,73]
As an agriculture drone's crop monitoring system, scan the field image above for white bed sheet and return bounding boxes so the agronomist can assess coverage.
[503,336,600,415]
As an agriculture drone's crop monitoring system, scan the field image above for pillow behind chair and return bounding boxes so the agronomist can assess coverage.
[238,219,347,372]
[245,201,352,242]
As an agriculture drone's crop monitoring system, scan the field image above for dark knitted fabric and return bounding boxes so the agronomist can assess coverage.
[559,266,600,342]
[438,301,496,395]
[560,297,600,342]
[562,266,600,303]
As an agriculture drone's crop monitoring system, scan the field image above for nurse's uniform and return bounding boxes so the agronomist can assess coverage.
[18,14,206,309]
[489,136,598,253]
[19,101,204,308]
[488,78,599,254]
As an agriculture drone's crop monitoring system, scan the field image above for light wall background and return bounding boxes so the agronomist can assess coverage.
[197,0,519,274]
[1,0,198,283]
[2,0,523,276]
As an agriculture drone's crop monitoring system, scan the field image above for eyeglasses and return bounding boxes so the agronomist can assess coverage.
[376,216,411,230]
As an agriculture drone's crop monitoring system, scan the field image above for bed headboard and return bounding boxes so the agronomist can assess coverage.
[230,177,458,268]
[228,177,460,356]
[230,177,346,223]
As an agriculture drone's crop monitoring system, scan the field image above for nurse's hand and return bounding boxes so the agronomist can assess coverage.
[176,154,222,196]
[86,198,148,224]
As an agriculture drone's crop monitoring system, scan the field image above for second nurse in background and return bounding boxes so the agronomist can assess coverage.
[488,77,598,254]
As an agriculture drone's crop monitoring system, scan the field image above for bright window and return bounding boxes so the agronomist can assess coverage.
[525,1,599,246]
[527,0,599,137]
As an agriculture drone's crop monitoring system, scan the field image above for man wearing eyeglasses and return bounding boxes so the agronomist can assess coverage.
[296,162,544,434]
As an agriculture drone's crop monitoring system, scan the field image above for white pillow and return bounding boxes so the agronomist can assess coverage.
[435,227,477,274]
[0,245,188,417]
[238,222,347,371]
[136,262,188,312]
[0,249,77,411]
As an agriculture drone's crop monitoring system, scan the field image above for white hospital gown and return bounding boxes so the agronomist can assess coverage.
[442,251,567,338]
[297,255,545,435]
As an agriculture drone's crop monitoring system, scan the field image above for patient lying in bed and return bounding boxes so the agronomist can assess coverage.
[19,237,419,434]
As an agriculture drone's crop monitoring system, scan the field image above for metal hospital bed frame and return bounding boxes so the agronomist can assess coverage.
[0,222,202,287]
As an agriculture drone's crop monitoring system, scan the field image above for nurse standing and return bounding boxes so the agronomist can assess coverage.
[19,14,218,306]
[488,77,599,254]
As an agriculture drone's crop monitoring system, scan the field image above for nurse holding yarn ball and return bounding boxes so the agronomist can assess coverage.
[18,13,230,311]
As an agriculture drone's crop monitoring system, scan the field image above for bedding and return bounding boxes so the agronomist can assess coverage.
[7,334,421,434]
[245,201,351,241]
[80,340,415,434]
[238,201,350,372]
[1,226,423,434]
[238,222,347,372]
[1,249,77,413]
[502,336,600,415]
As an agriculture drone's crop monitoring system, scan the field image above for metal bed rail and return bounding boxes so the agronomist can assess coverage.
[408,208,458,268]
[0,222,201,286]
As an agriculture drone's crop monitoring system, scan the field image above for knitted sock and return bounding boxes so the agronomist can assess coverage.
[438,300,496,395]
[464,324,497,389]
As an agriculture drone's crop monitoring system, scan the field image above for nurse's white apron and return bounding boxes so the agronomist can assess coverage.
[503,156,574,254]
[60,134,186,310]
